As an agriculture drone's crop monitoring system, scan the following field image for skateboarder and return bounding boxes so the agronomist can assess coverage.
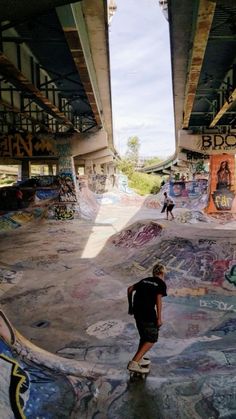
[127,262,167,374]
[163,192,175,220]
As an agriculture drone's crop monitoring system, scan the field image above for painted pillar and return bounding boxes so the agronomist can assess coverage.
[54,138,78,219]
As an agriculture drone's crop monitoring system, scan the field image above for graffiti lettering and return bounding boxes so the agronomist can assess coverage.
[215,194,232,209]
[0,132,56,157]
[201,134,236,151]
[200,299,236,312]
[212,190,234,211]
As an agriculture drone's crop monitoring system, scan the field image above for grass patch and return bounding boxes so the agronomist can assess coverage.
[129,172,162,195]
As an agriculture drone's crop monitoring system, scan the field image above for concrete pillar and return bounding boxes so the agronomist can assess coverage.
[56,139,75,177]
[85,160,93,175]
[48,163,54,175]
[21,160,30,180]
[55,139,79,216]
[17,164,22,181]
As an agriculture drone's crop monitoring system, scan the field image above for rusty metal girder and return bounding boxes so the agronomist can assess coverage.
[0,52,73,127]
[210,88,236,127]
[0,99,53,132]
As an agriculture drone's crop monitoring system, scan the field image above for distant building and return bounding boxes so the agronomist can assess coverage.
[159,0,168,20]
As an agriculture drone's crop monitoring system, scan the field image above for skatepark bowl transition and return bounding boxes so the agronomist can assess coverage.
[0,183,236,419]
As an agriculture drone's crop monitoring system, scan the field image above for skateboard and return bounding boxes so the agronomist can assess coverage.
[129,367,150,381]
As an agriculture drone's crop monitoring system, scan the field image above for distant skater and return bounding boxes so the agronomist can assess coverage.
[127,263,167,374]
[163,192,175,220]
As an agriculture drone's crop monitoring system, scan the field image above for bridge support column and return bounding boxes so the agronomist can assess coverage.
[52,139,79,220]
[48,163,54,175]
[20,160,30,181]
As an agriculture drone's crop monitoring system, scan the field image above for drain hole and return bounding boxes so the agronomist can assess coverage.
[32,320,50,328]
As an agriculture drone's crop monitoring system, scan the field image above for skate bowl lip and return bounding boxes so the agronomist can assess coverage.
[0,309,122,380]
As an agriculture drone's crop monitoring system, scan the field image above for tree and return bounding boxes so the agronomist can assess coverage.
[117,158,134,177]
[126,136,141,164]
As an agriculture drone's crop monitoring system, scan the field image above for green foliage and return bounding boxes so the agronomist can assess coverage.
[117,158,135,177]
[0,178,14,185]
[126,136,141,163]
[128,171,162,196]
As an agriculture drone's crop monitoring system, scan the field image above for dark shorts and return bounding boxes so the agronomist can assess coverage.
[167,204,174,212]
[135,319,159,343]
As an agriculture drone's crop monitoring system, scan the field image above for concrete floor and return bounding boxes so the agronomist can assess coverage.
[0,201,236,418]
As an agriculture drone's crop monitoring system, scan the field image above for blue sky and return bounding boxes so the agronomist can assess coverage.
[109,0,175,158]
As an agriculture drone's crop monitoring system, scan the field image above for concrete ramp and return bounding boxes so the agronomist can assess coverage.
[1,206,236,418]
[0,310,126,418]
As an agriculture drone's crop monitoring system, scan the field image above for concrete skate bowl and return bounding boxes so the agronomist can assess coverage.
[0,310,130,418]
[1,211,236,418]
[104,223,236,418]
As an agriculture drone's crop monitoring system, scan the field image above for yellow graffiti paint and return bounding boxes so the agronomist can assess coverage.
[0,354,26,419]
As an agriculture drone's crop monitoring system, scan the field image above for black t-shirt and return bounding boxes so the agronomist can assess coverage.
[133,276,167,322]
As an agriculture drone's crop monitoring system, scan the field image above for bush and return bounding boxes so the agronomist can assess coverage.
[128,172,162,195]
[0,178,15,185]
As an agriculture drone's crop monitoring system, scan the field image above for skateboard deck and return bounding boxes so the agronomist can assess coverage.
[129,369,150,381]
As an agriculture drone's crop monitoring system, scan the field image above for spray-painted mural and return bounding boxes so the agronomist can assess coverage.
[88,174,108,194]
[0,132,56,158]
[207,154,236,213]
[169,179,208,198]
[112,221,162,248]
[116,174,133,194]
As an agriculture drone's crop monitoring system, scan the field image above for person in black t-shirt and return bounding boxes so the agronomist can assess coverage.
[127,262,167,373]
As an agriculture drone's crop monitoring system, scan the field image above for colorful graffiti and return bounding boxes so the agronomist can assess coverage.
[58,173,77,203]
[88,174,108,194]
[116,174,133,194]
[206,154,236,213]
[225,263,236,286]
[0,132,56,158]
[0,209,45,233]
[169,179,208,198]
[112,222,162,248]
[54,204,75,220]
[128,237,235,292]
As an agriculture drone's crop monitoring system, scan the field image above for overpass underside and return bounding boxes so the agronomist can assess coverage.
[144,0,236,215]
[0,0,116,197]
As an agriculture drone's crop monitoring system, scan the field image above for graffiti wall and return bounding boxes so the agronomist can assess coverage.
[0,132,56,158]
[0,310,96,418]
[88,174,108,194]
[206,154,236,213]
[116,174,133,194]
[112,221,162,248]
[49,173,77,220]
[169,179,208,199]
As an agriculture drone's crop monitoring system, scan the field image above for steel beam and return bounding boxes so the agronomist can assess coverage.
[0,52,73,127]
[209,88,236,127]
[182,0,216,129]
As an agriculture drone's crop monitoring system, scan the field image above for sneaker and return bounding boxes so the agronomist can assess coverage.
[127,360,149,373]
[140,357,151,367]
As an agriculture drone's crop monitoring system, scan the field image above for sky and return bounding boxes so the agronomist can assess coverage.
[109,0,175,159]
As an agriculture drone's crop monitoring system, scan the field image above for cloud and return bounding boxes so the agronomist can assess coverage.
[109,0,175,158]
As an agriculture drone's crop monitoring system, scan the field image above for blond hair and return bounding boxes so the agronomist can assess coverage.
[153,262,165,277]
